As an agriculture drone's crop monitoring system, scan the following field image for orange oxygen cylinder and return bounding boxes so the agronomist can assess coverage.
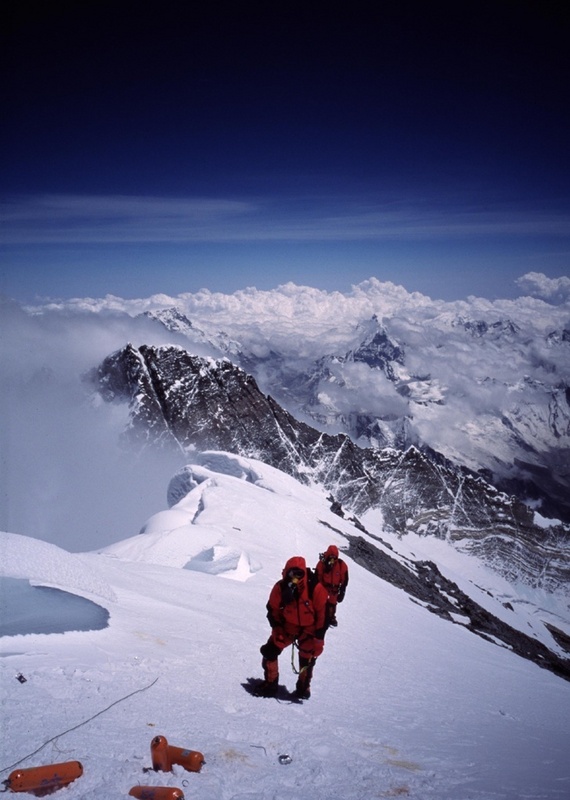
[151,735,171,772]
[6,760,83,794]
[166,745,204,773]
[128,787,185,800]
[150,735,204,773]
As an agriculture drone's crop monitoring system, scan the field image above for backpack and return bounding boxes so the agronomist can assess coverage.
[306,566,319,598]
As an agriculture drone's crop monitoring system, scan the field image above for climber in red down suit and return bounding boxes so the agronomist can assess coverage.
[315,544,349,628]
[258,556,328,699]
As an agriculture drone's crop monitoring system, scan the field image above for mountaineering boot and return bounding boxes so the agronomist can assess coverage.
[257,678,278,697]
[294,657,314,699]
[294,680,310,700]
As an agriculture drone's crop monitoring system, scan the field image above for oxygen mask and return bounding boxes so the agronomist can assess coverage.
[287,567,304,586]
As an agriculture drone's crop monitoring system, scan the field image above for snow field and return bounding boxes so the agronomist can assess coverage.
[1,453,569,799]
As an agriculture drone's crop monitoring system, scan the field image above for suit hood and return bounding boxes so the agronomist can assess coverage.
[282,555,307,579]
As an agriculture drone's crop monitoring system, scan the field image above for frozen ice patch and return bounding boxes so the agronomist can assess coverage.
[0,576,109,636]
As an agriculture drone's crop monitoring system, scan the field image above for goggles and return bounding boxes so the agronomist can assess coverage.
[287,568,304,584]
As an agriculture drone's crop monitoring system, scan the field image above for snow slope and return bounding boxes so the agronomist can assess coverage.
[1,453,570,799]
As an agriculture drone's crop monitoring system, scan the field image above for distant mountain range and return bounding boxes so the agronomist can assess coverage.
[89,341,570,595]
[8,279,569,592]
[135,302,570,527]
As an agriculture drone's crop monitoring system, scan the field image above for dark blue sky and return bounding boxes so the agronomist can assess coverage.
[2,0,569,302]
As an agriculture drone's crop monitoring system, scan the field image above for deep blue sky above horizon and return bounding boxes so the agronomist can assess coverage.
[1,0,569,303]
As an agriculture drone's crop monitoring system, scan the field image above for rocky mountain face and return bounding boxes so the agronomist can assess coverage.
[142,308,570,525]
[89,343,570,595]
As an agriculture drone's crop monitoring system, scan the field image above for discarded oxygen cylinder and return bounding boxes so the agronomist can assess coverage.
[150,736,171,772]
[150,735,204,773]
[128,786,185,800]
[5,760,83,793]
[167,744,204,773]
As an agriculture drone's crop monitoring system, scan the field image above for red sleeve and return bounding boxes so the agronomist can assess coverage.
[267,582,283,622]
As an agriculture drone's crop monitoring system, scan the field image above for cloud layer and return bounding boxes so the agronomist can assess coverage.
[2,193,569,244]
[0,301,189,551]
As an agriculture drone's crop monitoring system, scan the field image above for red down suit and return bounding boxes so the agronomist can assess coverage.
[315,545,349,606]
[261,556,328,685]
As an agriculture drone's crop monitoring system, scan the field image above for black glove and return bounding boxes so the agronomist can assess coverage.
[314,627,326,640]
[260,640,282,659]
[266,608,278,627]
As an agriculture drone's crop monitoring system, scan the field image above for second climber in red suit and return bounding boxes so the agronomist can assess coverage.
[258,556,328,699]
[315,544,349,628]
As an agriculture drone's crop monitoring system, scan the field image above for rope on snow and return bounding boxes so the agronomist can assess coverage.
[0,676,159,776]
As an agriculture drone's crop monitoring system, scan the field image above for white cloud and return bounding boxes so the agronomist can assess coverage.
[2,193,570,244]
[516,271,570,304]
[0,194,254,244]
[0,301,188,551]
